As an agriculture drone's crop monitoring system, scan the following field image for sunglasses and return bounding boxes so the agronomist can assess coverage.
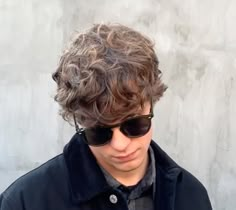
[74,105,154,146]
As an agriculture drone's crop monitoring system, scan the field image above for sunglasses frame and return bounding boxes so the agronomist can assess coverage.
[73,102,154,146]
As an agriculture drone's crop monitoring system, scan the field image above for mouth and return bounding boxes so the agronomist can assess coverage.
[113,150,138,162]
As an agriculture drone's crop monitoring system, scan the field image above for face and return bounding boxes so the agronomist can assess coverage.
[89,102,153,177]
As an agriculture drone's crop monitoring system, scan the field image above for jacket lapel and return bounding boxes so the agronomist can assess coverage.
[151,141,182,210]
[63,133,110,204]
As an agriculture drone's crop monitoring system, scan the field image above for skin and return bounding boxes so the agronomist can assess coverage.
[89,102,153,186]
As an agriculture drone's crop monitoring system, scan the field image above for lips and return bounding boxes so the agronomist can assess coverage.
[113,150,138,162]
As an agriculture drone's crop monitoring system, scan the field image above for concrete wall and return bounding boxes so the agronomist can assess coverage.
[1,0,236,209]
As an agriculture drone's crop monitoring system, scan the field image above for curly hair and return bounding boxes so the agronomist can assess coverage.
[52,23,167,128]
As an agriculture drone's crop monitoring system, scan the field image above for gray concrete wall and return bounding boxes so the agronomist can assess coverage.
[1,0,236,209]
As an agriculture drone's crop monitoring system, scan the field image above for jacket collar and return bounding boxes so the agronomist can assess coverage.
[63,133,182,208]
[63,133,111,204]
[150,141,182,210]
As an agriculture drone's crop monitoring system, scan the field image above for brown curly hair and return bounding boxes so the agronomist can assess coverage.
[52,23,167,128]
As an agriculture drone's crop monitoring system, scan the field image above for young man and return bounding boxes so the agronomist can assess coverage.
[0,23,212,210]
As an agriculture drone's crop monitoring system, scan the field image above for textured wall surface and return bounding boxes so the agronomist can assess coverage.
[0,0,236,209]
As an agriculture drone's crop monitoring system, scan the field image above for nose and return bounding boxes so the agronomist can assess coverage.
[109,127,131,151]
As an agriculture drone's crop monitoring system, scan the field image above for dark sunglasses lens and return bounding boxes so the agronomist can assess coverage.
[84,127,113,146]
[121,117,151,137]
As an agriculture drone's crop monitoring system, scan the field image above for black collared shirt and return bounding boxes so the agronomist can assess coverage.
[100,147,156,210]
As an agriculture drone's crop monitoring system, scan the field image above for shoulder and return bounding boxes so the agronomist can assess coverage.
[172,169,212,210]
[150,141,212,209]
[0,154,69,209]
[3,154,66,195]
[175,168,212,209]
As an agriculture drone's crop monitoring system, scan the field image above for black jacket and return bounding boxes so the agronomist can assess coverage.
[0,133,212,210]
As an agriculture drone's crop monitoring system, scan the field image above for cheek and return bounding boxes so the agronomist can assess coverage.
[148,127,153,140]
[143,127,153,146]
[144,126,153,140]
[133,127,153,149]
[89,146,110,158]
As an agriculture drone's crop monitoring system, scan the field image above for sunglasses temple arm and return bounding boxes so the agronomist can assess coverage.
[73,115,80,133]
[150,100,153,116]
